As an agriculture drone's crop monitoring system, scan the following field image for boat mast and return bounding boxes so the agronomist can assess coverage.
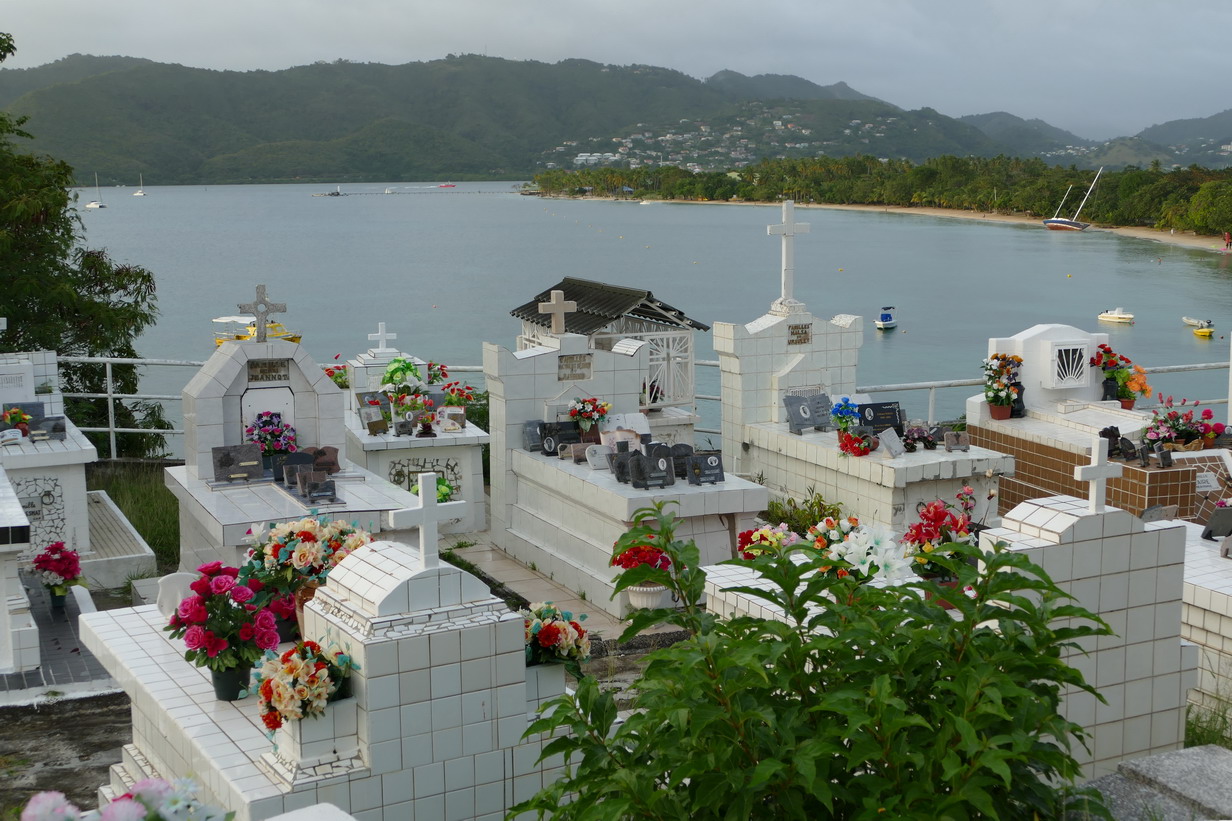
[1071,167,1103,221]
[1051,185,1073,219]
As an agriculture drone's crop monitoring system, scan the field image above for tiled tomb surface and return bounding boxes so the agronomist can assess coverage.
[485,330,767,618]
[705,494,1196,780]
[81,536,568,821]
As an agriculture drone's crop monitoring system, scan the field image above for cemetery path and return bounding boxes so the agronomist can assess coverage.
[0,691,130,815]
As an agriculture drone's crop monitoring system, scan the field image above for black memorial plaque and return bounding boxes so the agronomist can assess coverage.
[279,452,314,485]
[670,443,695,478]
[608,441,636,484]
[1154,444,1174,469]
[1119,437,1140,462]
[523,421,545,451]
[36,416,66,441]
[395,419,418,437]
[630,444,675,490]
[857,401,904,435]
[686,452,725,485]
[211,444,264,483]
[783,395,820,435]
[540,421,581,457]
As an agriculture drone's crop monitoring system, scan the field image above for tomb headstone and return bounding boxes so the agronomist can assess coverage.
[686,452,725,485]
[306,475,337,504]
[540,421,581,456]
[944,431,971,452]
[878,427,907,458]
[567,443,590,464]
[1154,445,1174,469]
[609,441,636,483]
[857,401,903,435]
[1119,437,1140,462]
[310,446,341,475]
[600,427,640,450]
[394,419,417,437]
[36,416,66,441]
[670,443,695,477]
[630,444,675,490]
[585,444,612,469]
[807,393,832,429]
[211,444,264,483]
[1136,445,1152,467]
[783,394,824,435]
[522,420,545,451]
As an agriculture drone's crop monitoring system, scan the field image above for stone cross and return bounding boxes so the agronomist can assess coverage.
[538,289,577,335]
[1074,436,1123,514]
[385,472,458,569]
[367,321,398,353]
[767,200,810,310]
[236,284,287,344]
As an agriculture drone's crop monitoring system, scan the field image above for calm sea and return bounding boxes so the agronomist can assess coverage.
[78,180,1232,439]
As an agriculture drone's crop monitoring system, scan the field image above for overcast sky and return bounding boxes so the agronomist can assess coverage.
[3,0,1226,140]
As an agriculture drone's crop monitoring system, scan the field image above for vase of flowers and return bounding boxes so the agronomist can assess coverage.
[323,364,349,390]
[240,515,374,635]
[22,778,232,821]
[244,410,297,470]
[254,639,358,733]
[830,396,860,432]
[2,405,32,436]
[902,489,977,592]
[164,561,281,700]
[569,397,611,441]
[837,429,878,456]
[1143,395,1206,448]
[519,602,591,679]
[610,539,673,610]
[1089,343,1151,409]
[441,381,476,426]
[983,354,1021,419]
[31,541,86,608]
[736,523,801,559]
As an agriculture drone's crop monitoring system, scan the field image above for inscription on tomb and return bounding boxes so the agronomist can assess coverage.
[247,359,292,384]
[787,323,813,345]
[557,353,593,381]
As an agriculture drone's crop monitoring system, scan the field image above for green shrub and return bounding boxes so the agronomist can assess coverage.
[515,502,1112,819]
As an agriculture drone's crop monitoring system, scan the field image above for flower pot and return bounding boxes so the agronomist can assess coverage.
[1119,399,1136,411]
[15,422,29,438]
[329,675,353,703]
[48,592,66,610]
[275,612,299,644]
[922,439,938,450]
[625,583,666,610]
[987,403,1012,421]
[578,427,601,445]
[926,580,961,611]
[1101,377,1120,402]
[295,580,320,636]
[211,665,252,701]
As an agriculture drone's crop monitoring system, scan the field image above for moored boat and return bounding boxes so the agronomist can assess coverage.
[1194,326,1214,338]
[1097,307,1134,324]
[874,306,897,330]
[1182,316,1213,329]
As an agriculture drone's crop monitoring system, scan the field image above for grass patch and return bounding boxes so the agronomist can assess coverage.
[86,460,181,574]
[1186,697,1232,749]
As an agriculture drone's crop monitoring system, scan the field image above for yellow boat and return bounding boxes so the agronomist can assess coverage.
[1194,326,1214,338]
[1183,316,1214,338]
[212,315,302,345]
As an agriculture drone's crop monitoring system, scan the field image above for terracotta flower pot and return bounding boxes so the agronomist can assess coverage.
[988,403,1012,420]
[295,580,320,635]
[1119,399,1136,410]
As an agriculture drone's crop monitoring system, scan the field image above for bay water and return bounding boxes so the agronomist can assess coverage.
[77,180,1232,442]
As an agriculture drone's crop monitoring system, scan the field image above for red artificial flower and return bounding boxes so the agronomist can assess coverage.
[537,623,563,648]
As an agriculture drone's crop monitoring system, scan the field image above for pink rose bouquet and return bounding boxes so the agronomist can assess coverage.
[165,561,280,672]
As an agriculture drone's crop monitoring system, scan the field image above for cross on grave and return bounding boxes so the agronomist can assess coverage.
[236,284,287,344]
[1074,436,1123,514]
[538,289,577,335]
[367,321,398,352]
[767,200,810,310]
[384,471,457,569]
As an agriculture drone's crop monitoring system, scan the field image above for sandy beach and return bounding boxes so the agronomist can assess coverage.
[792,202,1229,255]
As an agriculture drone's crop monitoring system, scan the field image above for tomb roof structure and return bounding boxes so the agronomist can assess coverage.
[511,277,710,335]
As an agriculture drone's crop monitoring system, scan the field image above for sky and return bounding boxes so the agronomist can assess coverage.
[3,0,1228,140]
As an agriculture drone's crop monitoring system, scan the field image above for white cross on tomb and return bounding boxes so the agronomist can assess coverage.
[384,472,460,569]
[768,200,810,307]
[1074,436,1123,514]
[367,321,398,353]
[236,284,287,344]
[538,289,577,335]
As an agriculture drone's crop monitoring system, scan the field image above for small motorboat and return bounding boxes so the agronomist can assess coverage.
[213,316,302,346]
[1183,316,1214,329]
[874,306,897,330]
[1097,307,1134,324]
[1194,326,1214,338]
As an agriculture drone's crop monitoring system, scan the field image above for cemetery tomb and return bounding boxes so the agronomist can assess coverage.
[0,465,36,673]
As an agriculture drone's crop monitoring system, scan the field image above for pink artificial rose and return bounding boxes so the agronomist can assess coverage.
[197,561,223,576]
[255,629,281,651]
[254,609,277,630]
[20,790,81,820]
[98,798,148,821]
[177,596,206,622]
[210,574,236,595]
[128,778,174,804]
[229,585,254,604]
[183,625,207,650]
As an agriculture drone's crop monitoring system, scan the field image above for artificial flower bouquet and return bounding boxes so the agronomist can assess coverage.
[902,489,976,579]
[323,362,349,390]
[244,410,297,454]
[380,355,423,392]
[242,515,374,595]
[31,541,86,595]
[1090,343,1151,401]
[902,426,937,452]
[982,353,1022,406]
[837,429,875,456]
[610,541,672,573]
[736,523,801,560]
[2,405,31,426]
[568,397,611,432]
[830,396,859,431]
[390,391,436,422]
[1143,396,1206,446]
[520,601,591,678]
[802,515,911,583]
[21,778,234,821]
[442,381,476,406]
[411,474,455,502]
[255,639,358,732]
[164,561,280,672]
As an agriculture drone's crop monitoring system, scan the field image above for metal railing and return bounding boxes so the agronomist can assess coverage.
[56,355,1229,458]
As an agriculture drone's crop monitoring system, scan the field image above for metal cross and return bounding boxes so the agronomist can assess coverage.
[1074,436,1123,514]
[236,284,287,344]
[768,200,810,303]
[367,321,398,352]
[538,289,577,335]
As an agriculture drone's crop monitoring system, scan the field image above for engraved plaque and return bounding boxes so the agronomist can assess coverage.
[247,359,292,384]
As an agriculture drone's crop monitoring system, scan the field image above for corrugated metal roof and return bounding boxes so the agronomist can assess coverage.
[510,277,710,334]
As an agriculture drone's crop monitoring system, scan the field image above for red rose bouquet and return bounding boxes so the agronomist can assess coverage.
[165,561,280,672]
[31,541,86,595]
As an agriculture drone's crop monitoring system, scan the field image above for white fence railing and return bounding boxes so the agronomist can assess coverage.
[58,356,1229,457]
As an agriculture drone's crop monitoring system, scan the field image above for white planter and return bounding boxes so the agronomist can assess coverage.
[625,583,666,611]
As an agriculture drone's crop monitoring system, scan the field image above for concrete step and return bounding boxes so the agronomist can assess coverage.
[1089,744,1232,820]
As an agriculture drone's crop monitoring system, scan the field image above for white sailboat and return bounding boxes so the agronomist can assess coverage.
[1043,167,1102,231]
[84,173,107,209]
[133,174,146,196]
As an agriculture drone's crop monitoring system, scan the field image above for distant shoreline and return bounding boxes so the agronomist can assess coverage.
[560,195,1229,255]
